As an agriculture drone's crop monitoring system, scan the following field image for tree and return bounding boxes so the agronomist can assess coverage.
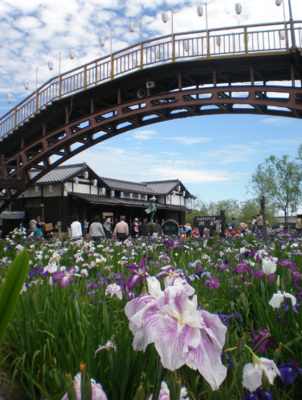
[249,155,302,227]
[239,198,275,227]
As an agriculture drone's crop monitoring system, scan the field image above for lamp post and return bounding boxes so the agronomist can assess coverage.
[197,3,209,56]
[99,29,113,55]
[161,8,175,62]
[129,18,143,68]
[99,29,114,79]
[276,0,296,50]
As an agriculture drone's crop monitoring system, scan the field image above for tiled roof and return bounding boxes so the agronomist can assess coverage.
[100,177,154,195]
[31,163,88,183]
[70,192,190,211]
[144,179,193,197]
[30,163,193,198]
[145,180,181,195]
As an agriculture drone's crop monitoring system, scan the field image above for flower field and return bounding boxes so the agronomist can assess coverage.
[0,227,301,399]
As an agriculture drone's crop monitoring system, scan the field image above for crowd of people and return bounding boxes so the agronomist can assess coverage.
[28,210,302,243]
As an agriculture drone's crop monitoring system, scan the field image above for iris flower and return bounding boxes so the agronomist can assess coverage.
[242,389,273,400]
[105,283,123,300]
[94,340,117,357]
[278,360,302,386]
[250,329,277,353]
[242,357,280,393]
[125,276,227,391]
[61,372,107,400]
[156,265,185,286]
[268,291,297,308]
[125,258,149,291]
[262,257,278,275]
[148,381,190,400]
[53,267,82,288]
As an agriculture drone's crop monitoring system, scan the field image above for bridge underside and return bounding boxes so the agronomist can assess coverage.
[1,52,302,209]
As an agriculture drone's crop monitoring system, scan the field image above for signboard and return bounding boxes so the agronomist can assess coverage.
[0,211,25,219]
[162,219,179,236]
[193,216,217,232]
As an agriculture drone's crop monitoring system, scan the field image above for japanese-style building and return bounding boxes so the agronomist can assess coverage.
[2,163,195,235]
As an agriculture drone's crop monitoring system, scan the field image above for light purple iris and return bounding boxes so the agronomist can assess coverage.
[125,258,149,291]
[125,276,227,391]
[53,267,82,288]
[156,265,185,286]
[61,372,107,400]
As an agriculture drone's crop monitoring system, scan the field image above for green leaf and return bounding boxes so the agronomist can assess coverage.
[0,249,29,345]
[48,382,74,400]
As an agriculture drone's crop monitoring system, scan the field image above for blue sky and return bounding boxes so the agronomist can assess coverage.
[0,0,301,203]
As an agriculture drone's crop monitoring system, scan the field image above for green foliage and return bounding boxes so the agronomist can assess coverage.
[0,249,29,346]
[0,233,301,399]
[187,196,276,226]
[249,155,302,222]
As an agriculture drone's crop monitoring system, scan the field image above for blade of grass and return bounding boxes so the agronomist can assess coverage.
[0,249,29,345]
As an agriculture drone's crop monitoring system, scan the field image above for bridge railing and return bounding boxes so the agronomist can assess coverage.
[1,20,301,139]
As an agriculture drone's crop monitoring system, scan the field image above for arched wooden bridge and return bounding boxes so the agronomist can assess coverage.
[1,20,302,210]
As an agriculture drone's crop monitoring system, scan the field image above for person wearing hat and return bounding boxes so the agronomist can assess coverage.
[179,225,184,235]
[184,223,192,237]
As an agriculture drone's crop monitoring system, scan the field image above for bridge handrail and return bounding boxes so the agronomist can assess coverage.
[1,20,301,139]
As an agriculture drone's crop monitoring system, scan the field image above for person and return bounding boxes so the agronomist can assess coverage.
[113,215,129,242]
[296,215,302,236]
[70,215,82,241]
[29,216,43,238]
[240,221,248,237]
[133,218,140,237]
[89,215,106,244]
[250,216,257,234]
[184,223,192,237]
[203,227,210,239]
[214,217,221,236]
[257,213,263,234]
[103,217,112,239]
[179,225,184,235]
[230,218,237,231]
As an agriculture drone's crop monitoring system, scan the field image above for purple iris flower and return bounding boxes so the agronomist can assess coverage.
[250,329,277,353]
[111,273,124,281]
[163,238,174,252]
[255,254,262,263]
[125,258,149,291]
[278,259,297,272]
[125,276,228,391]
[235,262,253,276]
[52,267,82,288]
[156,265,185,286]
[254,270,266,279]
[242,389,273,400]
[217,312,243,327]
[292,271,301,287]
[278,360,302,386]
[203,276,220,291]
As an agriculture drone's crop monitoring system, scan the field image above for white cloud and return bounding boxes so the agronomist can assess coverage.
[199,144,259,165]
[260,117,291,126]
[131,130,158,140]
[150,164,241,183]
[163,136,212,146]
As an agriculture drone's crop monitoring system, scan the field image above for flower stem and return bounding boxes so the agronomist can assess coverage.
[152,354,166,400]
